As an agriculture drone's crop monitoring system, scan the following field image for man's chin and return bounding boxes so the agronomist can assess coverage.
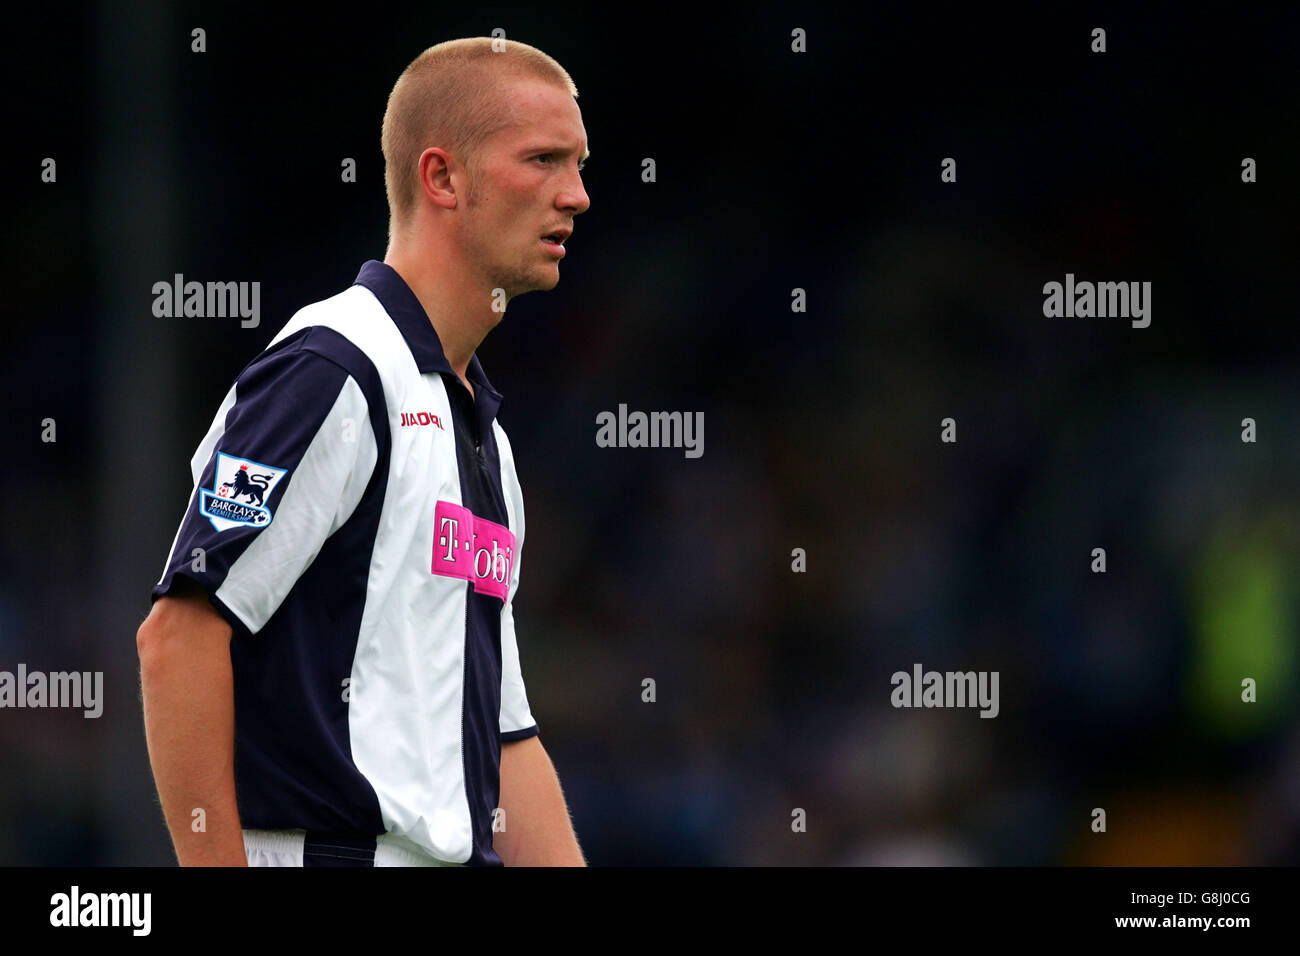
[496,267,561,301]
[522,271,562,294]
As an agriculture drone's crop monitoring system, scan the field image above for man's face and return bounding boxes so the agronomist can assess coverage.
[455,77,590,299]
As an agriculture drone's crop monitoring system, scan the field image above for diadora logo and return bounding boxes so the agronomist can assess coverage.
[400,410,444,430]
[199,453,289,531]
[431,500,514,601]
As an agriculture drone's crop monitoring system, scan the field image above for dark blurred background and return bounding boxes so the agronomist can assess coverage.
[3,2,1298,865]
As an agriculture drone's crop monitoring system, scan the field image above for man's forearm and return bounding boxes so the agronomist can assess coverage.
[137,599,247,866]
[495,735,586,866]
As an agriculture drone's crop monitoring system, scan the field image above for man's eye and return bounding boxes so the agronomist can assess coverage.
[534,154,553,163]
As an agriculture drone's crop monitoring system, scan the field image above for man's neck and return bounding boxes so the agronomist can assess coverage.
[383,245,502,391]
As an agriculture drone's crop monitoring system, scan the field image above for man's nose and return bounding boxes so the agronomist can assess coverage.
[559,175,590,215]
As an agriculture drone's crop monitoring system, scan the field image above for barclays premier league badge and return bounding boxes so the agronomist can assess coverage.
[199,452,289,531]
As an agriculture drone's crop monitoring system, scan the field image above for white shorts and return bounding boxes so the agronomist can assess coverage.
[242,829,459,867]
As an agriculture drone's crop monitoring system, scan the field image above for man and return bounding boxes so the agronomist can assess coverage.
[136,37,590,867]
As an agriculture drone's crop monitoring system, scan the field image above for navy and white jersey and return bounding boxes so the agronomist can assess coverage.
[151,260,539,866]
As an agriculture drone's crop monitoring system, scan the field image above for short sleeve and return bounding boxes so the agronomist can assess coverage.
[497,431,539,742]
[499,597,539,741]
[151,329,378,638]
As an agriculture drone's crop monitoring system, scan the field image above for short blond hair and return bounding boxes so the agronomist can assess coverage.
[382,37,578,236]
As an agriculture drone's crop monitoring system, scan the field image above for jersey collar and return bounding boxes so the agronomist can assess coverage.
[352,260,503,407]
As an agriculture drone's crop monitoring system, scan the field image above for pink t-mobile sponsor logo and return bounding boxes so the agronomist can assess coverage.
[431,500,515,601]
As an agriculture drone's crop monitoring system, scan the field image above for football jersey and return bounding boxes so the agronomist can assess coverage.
[151,260,539,865]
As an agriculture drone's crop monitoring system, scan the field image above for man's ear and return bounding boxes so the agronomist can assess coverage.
[418,147,459,210]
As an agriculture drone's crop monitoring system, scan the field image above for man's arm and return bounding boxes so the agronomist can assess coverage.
[137,577,248,866]
[495,735,586,866]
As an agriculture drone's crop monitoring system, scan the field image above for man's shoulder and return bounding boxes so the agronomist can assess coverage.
[267,283,377,360]
[242,282,403,392]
